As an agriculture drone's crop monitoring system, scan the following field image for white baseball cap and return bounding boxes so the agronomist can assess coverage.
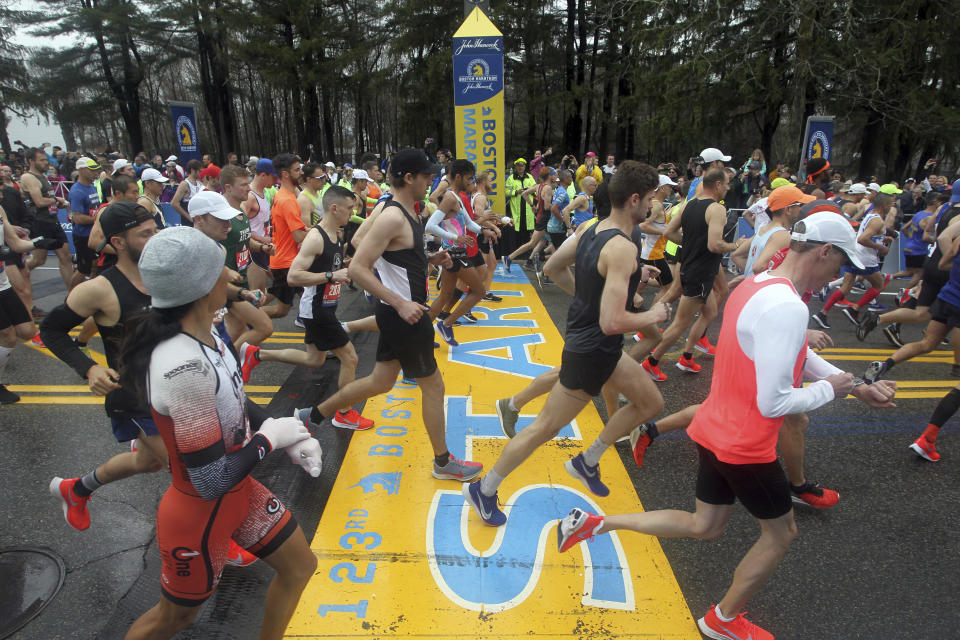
[658,174,678,188]
[790,211,865,269]
[867,182,881,192]
[352,169,370,182]
[75,157,101,171]
[141,168,169,183]
[188,190,236,220]
[325,162,336,168]
[847,183,868,195]
[699,148,731,164]
[246,155,259,166]
[165,155,178,163]
[112,159,131,174]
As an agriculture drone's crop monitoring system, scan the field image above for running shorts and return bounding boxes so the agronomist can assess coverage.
[267,268,302,307]
[842,264,882,277]
[156,477,297,607]
[558,349,621,397]
[918,261,949,308]
[111,415,160,443]
[679,269,716,302]
[303,310,350,351]
[694,443,792,520]
[929,298,960,329]
[0,287,30,330]
[904,253,926,269]
[642,257,673,286]
[534,212,549,232]
[2,249,24,268]
[30,218,67,249]
[549,232,567,249]
[74,237,97,275]
[469,252,485,268]
[251,250,270,271]
[375,304,437,379]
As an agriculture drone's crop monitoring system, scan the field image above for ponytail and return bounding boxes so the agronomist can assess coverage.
[119,303,193,405]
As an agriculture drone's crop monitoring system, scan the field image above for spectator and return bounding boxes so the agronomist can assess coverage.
[740,148,766,175]
[574,152,603,189]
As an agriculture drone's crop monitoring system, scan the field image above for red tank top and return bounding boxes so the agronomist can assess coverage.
[687,275,808,464]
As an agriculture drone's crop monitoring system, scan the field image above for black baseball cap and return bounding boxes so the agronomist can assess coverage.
[96,201,155,251]
[389,149,440,179]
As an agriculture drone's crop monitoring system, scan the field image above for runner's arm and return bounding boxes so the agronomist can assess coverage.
[169,181,189,219]
[706,203,739,254]
[425,208,457,242]
[351,199,386,249]
[39,278,113,379]
[858,216,887,253]
[598,237,668,334]
[663,201,685,244]
[287,229,328,287]
[297,193,313,228]
[751,229,790,274]
[1,207,38,253]
[542,232,579,295]
[20,173,57,208]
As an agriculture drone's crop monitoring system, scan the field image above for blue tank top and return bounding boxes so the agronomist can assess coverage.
[571,191,595,229]
[937,251,960,308]
[901,210,932,255]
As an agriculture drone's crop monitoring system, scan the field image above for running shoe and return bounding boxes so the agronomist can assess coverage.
[239,343,261,384]
[433,455,483,481]
[463,481,506,526]
[864,359,889,384]
[294,316,305,328]
[629,423,653,468]
[531,252,542,274]
[841,306,860,325]
[226,539,258,567]
[835,297,857,307]
[811,311,831,329]
[897,288,911,307]
[294,407,316,428]
[883,324,904,348]
[791,481,839,509]
[332,409,375,431]
[502,255,513,273]
[462,312,479,324]
[556,508,604,553]
[30,333,45,348]
[909,435,940,462]
[0,384,20,405]
[340,321,351,334]
[694,336,716,356]
[436,320,458,346]
[633,332,643,342]
[496,398,519,438]
[642,359,667,382]
[676,355,702,373]
[483,293,503,303]
[565,453,610,497]
[856,311,879,341]
[883,273,893,288]
[698,606,773,640]
[49,477,91,531]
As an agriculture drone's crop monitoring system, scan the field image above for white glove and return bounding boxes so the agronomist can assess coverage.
[258,417,311,450]
[285,437,323,477]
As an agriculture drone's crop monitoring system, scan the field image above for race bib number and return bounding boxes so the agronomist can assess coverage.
[236,246,251,271]
[322,282,342,306]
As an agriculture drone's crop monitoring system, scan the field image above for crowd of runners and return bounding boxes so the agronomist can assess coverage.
[1,139,958,640]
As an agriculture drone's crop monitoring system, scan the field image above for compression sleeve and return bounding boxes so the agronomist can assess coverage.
[802,348,844,381]
[245,397,270,431]
[738,284,836,418]
[425,209,458,242]
[39,303,97,379]
[465,216,483,234]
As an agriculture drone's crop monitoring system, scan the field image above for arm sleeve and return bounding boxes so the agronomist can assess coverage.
[803,348,844,380]
[425,209,458,241]
[39,303,97,378]
[740,289,836,418]
[465,216,483,234]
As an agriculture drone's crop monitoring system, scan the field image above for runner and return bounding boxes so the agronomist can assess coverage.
[503,166,554,273]
[546,170,574,253]
[0,163,36,316]
[169,159,204,227]
[556,211,897,640]
[561,176,597,231]
[20,147,73,288]
[470,170,503,302]
[297,162,328,227]
[244,158,277,296]
[119,225,318,639]
[294,149,482,480]
[264,153,307,319]
[41,203,165,530]
[742,185,813,275]
[137,168,170,229]
[68,157,103,286]
[464,161,670,527]
[638,174,678,296]
[242,186,374,430]
[642,168,744,381]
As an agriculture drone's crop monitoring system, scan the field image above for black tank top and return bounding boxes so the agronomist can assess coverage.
[22,172,56,220]
[303,225,343,317]
[565,224,641,355]
[376,199,428,305]
[98,266,152,418]
[679,198,720,276]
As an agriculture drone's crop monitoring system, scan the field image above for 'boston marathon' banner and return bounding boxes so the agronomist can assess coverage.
[799,115,835,180]
[453,7,504,216]
[168,101,201,164]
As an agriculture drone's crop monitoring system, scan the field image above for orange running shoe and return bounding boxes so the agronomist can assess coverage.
[676,355,702,373]
[49,477,91,531]
[30,333,45,348]
[698,605,774,640]
[694,336,716,356]
[909,435,940,462]
[790,481,839,509]
[629,424,653,468]
[332,409,375,431]
[226,539,258,567]
[556,508,605,553]
[642,359,667,382]
[239,343,261,384]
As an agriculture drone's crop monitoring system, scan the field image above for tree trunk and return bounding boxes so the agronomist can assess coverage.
[561,0,581,153]
[857,109,884,178]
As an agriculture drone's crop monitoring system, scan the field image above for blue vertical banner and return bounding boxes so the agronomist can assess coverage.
[798,115,835,181]
[453,8,505,216]
[168,101,201,164]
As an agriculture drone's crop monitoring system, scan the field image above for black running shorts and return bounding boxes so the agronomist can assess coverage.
[31,218,67,249]
[918,261,949,308]
[929,298,960,329]
[74,237,97,275]
[267,268,302,307]
[680,269,716,302]
[904,253,926,269]
[0,287,30,330]
[375,304,437,379]
[303,310,350,351]
[694,443,792,520]
[558,348,621,397]
[642,257,673,286]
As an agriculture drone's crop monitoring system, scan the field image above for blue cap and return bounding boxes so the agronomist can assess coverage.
[255,158,276,176]
[951,178,960,204]
[343,163,353,169]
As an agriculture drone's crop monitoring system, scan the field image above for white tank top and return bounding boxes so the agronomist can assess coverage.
[183,178,204,204]
[855,212,883,268]
[641,219,666,260]
[249,189,271,237]
[744,223,786,275]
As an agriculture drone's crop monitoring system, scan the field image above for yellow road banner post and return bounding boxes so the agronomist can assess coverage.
[453,7,505,216]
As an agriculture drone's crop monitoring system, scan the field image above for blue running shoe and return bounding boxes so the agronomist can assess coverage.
[502,255,513,273]
[436,320,458,346]
[565,453,610,497]
[463,480,506,526]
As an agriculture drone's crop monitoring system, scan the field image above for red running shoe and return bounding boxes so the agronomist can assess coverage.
[629,424,653,468]
[790,481,839,509]
[226,539,258,567]
[694,336,716,356]
[642,359,667,382]
[239,343,261,383]
[698,605,774,640]
[909,435,940,462]
[332,409,375,431]
[676,355,702,373]
[30,333,45,348]
[49,477,91,531]
[556,508,605,553]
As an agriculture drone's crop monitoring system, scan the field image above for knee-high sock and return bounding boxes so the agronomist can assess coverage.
[856,288,881,309]
[925,388,960,441]
[823,288,845,312]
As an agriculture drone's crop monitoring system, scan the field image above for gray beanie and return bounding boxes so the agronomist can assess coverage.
[139,226,224,309]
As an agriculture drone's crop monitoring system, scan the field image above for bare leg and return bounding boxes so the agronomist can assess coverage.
[257,526,317,640]
[890,320,949,365]
[77,316,98,344]
[258,343,327,368]
[263,301,291,319]
[316,360,399,418]
[595,355,664,444]
[600,499,733,540]
[125,598,200,640]
[512,367,560,410]
[417,368,449,457]
[96,433,167,483]
[716,512,797,616]
[226,300,273,349]
[445,267,485,324]
[54,245,74,289]
[429,266,460,320]
[649,295,704,361]
[247,263,268,296]
[344,315,378,333]
[8,264,34,312]
[683,291,717,355]
[779,413,808,486]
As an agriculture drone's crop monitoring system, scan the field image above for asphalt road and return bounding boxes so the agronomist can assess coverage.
[2,265,959,639]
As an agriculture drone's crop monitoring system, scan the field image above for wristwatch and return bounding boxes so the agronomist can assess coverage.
[325,271,333,282]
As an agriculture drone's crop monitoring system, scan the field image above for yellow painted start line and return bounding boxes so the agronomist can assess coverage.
[285,271,699,639]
